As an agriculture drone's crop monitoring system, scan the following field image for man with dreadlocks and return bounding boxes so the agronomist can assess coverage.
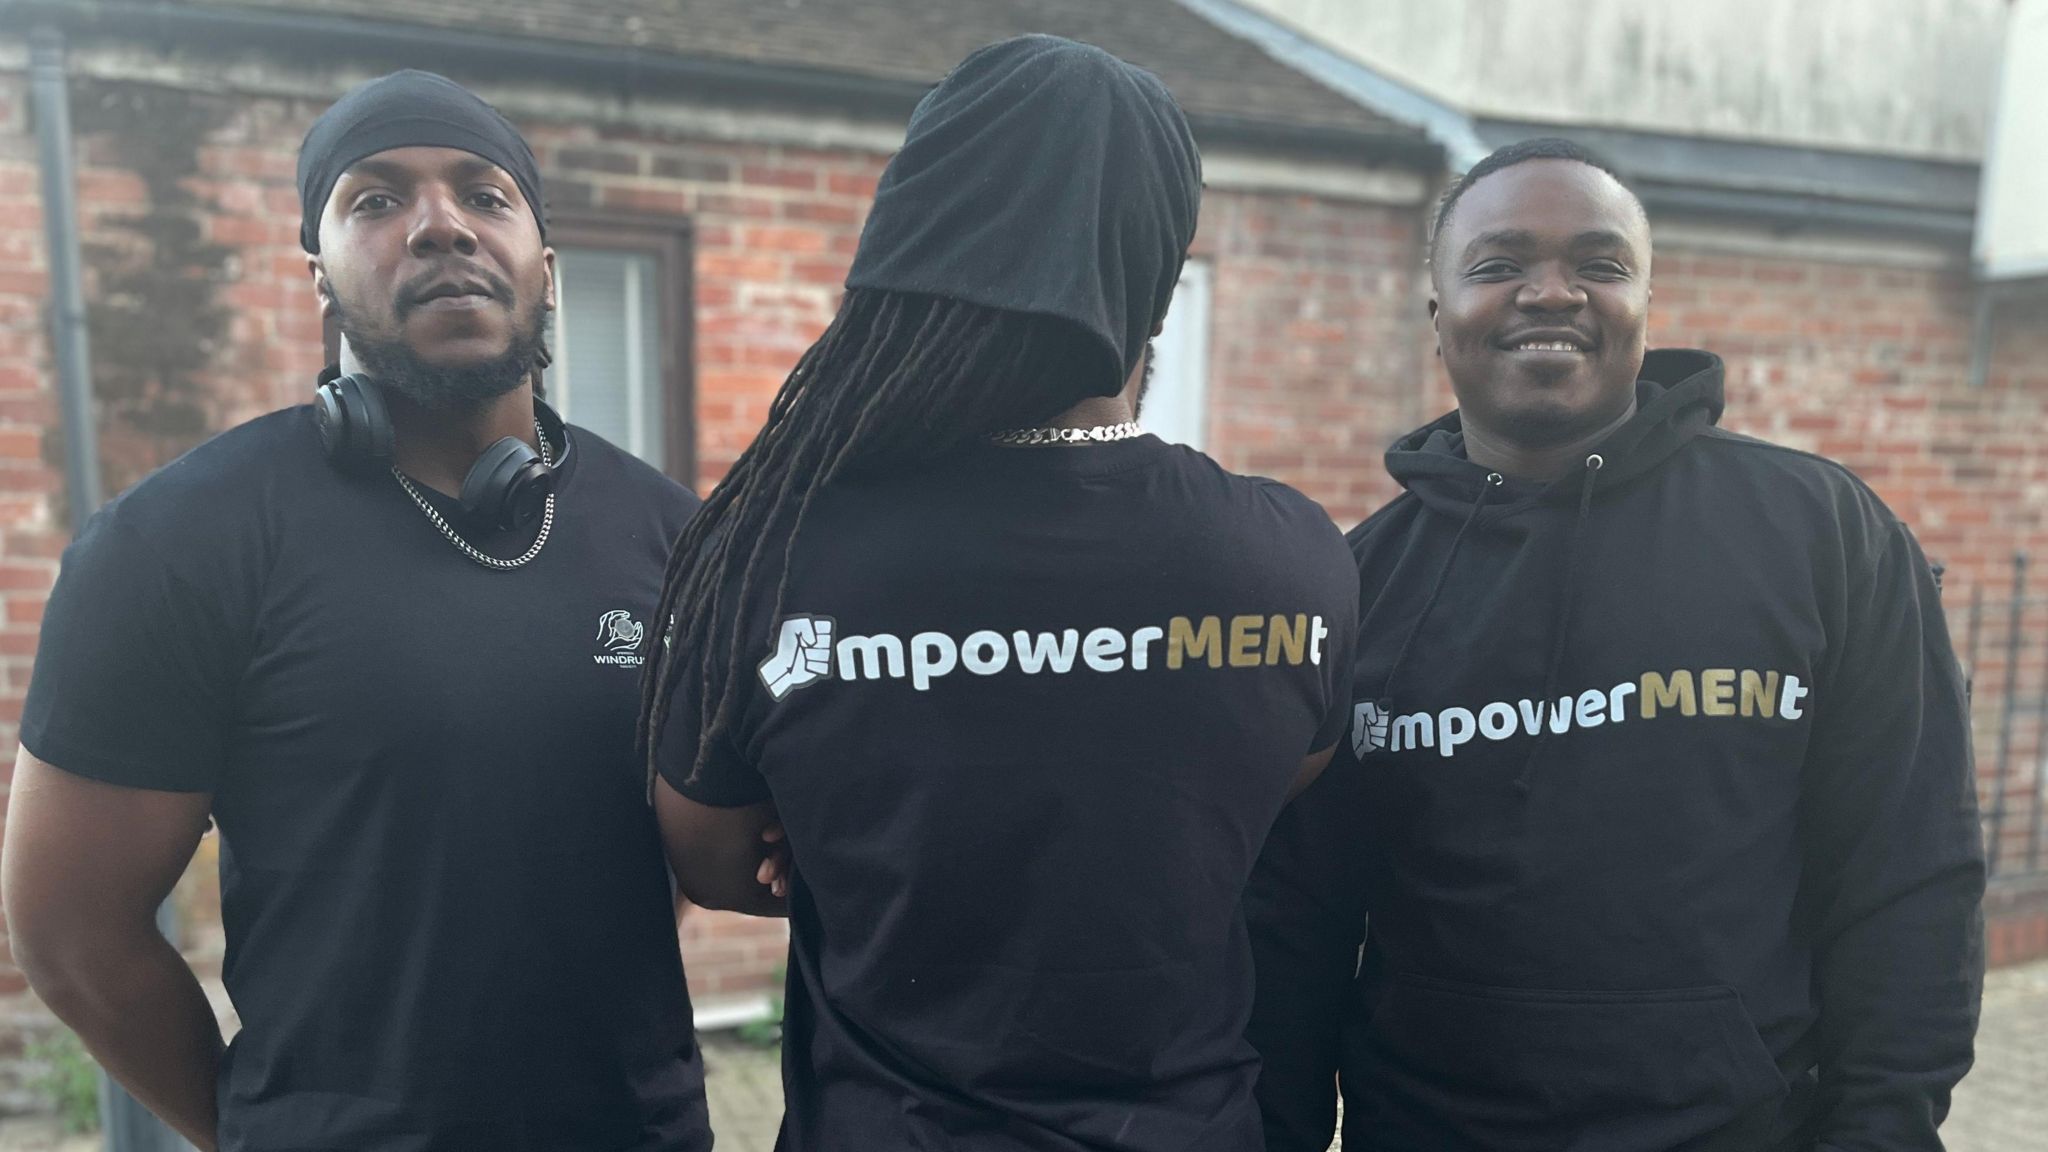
[642,35,1358,1152]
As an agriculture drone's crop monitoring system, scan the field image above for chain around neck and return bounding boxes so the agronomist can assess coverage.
[987,421,1144,446]
[391,420,556,571]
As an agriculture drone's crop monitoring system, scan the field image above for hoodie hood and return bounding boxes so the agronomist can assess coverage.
[845,35,1202,400]
[1388,349,1725,515]
[1365,350,1727,792]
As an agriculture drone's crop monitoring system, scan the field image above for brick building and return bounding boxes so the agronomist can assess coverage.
[0,0,2043,1090]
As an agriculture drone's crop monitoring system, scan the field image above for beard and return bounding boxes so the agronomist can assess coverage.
[333,289,544,412]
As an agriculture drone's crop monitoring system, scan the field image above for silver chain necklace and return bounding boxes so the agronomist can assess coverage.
[987,421,1144,446]
[391,420,555,571]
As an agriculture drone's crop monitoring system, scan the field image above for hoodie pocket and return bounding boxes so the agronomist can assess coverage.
[1358,974,1787,1152]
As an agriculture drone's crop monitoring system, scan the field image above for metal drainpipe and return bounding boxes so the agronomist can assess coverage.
[29,25,100,528]
[28,26,195,1152]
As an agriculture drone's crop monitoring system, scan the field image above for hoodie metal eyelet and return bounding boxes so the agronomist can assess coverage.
[1585,454,1605,471]
[1485,472,1505,486]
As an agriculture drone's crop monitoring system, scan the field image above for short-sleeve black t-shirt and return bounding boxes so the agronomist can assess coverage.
[655,435,1357,1151]
[23,406,711,1152]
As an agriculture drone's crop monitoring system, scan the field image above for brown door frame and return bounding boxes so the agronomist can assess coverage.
[546,212,698,485]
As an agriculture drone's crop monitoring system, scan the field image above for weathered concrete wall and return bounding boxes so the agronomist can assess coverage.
[1237,0,2005,160]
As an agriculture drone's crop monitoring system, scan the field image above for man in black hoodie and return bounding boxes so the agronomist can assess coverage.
[1248,138,1985,1152]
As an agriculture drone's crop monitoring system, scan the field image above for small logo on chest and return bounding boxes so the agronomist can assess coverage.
[594,610,646,666]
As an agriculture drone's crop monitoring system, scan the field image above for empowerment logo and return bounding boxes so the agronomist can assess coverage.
[758,612,1330,701]
[1354,668,1810,760]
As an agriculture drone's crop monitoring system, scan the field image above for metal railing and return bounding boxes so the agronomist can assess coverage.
[1960,553,2048,881]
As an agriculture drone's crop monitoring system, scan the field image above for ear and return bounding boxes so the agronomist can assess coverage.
[309,256,336,318]
[541,247,558,313]
[1427,297,1442,358]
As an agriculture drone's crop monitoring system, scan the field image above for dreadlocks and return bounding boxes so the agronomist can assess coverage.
[637,289,1107,789]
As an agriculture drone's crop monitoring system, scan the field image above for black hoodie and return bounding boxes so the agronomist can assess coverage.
[1248,350,1985,1152]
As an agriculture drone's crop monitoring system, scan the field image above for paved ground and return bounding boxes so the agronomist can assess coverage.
[3,960,2042,1149]
[703,1035,785,1152]
[706,965,2048,1152]
[1943,959,2048,1152]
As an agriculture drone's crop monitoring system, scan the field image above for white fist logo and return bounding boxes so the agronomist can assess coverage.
[1353,700,1390,757]
[759,615,837,700]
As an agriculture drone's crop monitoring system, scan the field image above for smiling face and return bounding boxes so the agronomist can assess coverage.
[309,145,554,409]
[1430,159,1652,448]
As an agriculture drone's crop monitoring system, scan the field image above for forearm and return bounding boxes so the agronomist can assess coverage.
[28,930,223,1151]
[674,838,790,915]
[1799,522,1985,1149]
[680,867,789,918]
[1245,923,1347,1151]
[655,785,789,917]
[1246,767,1369,1150]
[1809,859,1985,1151]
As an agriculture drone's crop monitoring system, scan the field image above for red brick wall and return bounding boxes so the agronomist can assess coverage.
[1647,246,2048,594]
[0,72,57,768]
[1648,246,2048,958]
[529,124,884,495]
[1197,190,1429,526]
[1,67,2045,1084]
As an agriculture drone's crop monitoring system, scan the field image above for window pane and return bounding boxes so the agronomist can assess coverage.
[1142,261,1211,450]
[546,248,665,467]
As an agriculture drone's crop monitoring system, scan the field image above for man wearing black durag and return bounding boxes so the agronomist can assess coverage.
[642,35,1359,1152]
[4,71,712,1150]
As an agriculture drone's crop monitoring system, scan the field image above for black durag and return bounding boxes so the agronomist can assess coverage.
[297,69,546,253]
[845,35,1202,397]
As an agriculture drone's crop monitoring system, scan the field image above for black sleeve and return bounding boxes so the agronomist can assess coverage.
[20,510,248,792]
[653,628,772,809]
[1801,518,1984,1151]
[1246,756,1371,1151]
[1311,528,1362,754]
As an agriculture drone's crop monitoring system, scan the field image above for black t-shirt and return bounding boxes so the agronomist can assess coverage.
[656,435,1357,1151]
[22,406,711,1152]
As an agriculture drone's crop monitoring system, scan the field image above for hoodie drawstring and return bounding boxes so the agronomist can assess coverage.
[1517,453,1604,789]
[1375,471,1504,714]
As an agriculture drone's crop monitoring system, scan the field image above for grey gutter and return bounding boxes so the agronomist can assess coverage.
[1474,117,1980,232]
[1635,184,1975,241]
[0,0,1435,164]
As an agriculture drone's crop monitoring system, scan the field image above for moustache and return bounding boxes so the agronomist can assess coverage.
[394,266,516,316]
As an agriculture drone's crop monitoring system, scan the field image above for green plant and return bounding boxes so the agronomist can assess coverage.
[735,965,786,1047]
[26,1028,100,1135]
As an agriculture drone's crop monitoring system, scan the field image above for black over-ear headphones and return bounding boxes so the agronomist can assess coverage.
[314,372,568,532]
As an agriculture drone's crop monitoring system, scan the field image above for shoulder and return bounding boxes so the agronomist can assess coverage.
[1164,450,1353,592]
[91,406,322,550]
[118,406,320,501]
[564,425,702,532]
[1178,448,1347,549]
[1688,427,1905,543]
[1344,492,1423,561]
[47,409,317,633]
